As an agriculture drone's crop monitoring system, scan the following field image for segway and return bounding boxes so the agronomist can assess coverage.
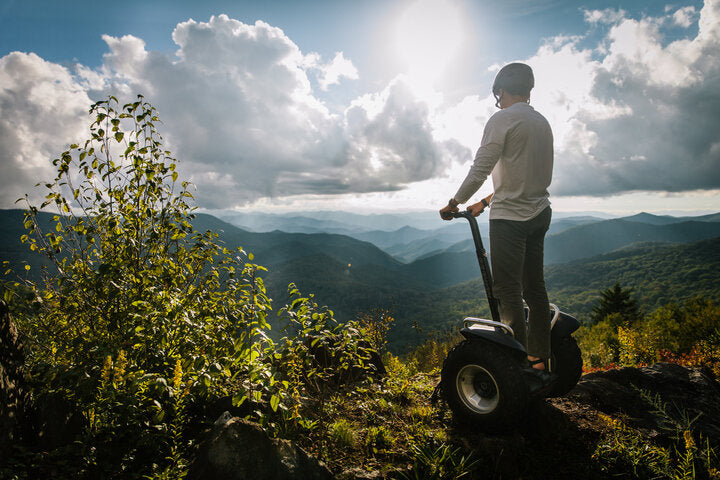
[436,210,583,432]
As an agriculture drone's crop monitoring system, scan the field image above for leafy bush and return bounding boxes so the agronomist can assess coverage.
[576,316,621,368]
[405,329,463,374]
[6,96,276,478]
[263,286,379,439]
[578,291,720,371]
[329,418,358,448]
[365,425,395,455]
[357,307,394,354]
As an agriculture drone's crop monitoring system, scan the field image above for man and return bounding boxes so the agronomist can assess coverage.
[439,63,553,372]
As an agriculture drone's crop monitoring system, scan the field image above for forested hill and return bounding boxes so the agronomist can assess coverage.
[385,235,720,352]
[0,209,404,273]
[191,213,403,270]
[544,236,720,315]
[544,218,720,264]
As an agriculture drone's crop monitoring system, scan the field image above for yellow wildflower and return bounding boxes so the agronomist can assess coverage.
[101,355,113,384]
[173,358,183,391]
[113,350,127,384]
[683,430,695,450]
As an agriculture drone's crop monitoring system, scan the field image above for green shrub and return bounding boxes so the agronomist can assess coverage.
[7,96,275,478]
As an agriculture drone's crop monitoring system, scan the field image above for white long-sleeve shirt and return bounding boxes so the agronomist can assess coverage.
[454,102,553,221]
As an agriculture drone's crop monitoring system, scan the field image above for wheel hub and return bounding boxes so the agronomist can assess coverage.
[456,364,499,414]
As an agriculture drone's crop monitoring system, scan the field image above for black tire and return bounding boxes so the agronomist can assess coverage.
[546,335,583,398]
[440,339,529,432]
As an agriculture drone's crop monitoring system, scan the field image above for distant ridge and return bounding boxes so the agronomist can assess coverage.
[544,218,720,264]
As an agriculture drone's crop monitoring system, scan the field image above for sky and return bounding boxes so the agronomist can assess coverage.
[1,0,719,216]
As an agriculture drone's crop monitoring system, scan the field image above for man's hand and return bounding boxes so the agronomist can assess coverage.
[467,201,486,217]
[439,203,459,220]
[468,193,493,217]
[440,198,460,220]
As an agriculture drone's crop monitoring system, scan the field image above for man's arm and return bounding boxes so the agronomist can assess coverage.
[453,116,506,203]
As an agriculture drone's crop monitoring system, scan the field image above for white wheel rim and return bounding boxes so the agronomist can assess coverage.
[456,364,499,414]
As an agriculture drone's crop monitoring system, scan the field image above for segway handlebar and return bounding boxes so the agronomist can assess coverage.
[449,210,479,220]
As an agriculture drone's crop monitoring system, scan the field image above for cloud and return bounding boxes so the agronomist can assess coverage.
[0,14,456,209]
[313,52,359,90]
[671,6,698,28]
[525,0,720,196]
[0,52,91,206]
[584,8,627,25]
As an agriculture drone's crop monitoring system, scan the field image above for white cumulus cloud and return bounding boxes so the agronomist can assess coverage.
[0,52,91,206]
[0,14,461,209]
[525,0,720,196]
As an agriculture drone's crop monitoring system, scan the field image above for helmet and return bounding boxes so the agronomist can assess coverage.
[492,63,534,97]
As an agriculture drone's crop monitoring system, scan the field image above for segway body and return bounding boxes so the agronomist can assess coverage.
[438,211,582,431]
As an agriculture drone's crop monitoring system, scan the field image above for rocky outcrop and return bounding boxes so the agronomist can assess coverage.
[188,412,334,480]
[445,363,720,480]
[0,300,29,456]
[570,362,720,445]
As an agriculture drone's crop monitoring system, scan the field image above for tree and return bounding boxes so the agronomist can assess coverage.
[590,283,640,327]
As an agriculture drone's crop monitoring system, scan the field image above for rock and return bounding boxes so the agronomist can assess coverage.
[188,413,335,480]
[336,467,385,479]
[570,362,720,445]
[0,300,29,455]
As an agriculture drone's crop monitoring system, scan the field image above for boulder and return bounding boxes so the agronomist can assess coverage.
[570,362,720,445]
[188,412,335,480]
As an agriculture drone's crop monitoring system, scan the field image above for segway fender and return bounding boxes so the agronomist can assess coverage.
[551,312,580,341]
[460,327,527,355]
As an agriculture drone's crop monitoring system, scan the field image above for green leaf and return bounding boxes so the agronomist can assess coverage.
[114,131,124,142]
[270,394,280,412]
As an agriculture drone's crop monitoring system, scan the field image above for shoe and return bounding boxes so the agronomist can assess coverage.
[527,356,546,371]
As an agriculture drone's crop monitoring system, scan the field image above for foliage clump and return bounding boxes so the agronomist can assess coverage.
[4,96,279,478]
[3,96,379,479]
[577,283,720,373]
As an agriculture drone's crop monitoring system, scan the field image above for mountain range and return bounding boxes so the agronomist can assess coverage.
[2,208,719,351]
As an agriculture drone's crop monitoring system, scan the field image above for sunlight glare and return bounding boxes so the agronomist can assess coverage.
[394,0,465,91]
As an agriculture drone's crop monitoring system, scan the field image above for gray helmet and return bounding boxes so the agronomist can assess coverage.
[492,63,534,97]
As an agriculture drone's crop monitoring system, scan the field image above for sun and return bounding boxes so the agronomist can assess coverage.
[393,0,465,91]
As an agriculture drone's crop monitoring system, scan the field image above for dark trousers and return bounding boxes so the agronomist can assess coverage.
[489,207,552,358]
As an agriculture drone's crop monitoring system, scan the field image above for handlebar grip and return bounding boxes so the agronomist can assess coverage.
[451,210,474,219]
